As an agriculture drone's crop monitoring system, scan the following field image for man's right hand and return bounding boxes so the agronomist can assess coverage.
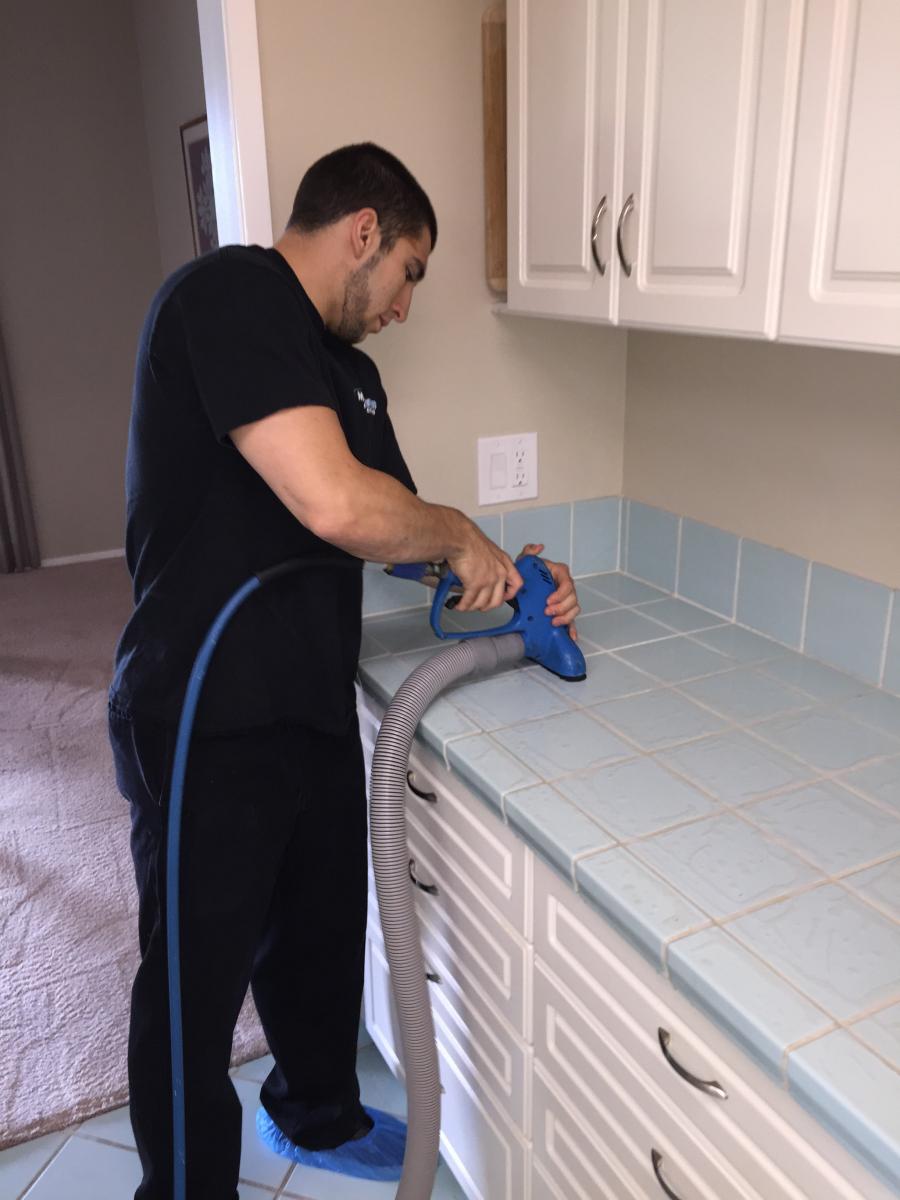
[447,529,523,613]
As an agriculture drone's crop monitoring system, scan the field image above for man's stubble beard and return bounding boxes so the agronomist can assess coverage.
[336,252,383,344]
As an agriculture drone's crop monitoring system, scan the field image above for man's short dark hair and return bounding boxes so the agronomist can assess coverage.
[288,143,437,252]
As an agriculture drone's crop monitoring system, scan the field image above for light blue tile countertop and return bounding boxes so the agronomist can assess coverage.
[358,572,900,1195]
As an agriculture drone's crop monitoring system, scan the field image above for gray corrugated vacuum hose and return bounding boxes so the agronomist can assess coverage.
[370,632,525,1199]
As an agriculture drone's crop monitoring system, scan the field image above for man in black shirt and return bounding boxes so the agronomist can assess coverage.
[109,143,579,1198]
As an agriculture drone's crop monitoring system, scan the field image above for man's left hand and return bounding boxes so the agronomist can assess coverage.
[518,543,580,640]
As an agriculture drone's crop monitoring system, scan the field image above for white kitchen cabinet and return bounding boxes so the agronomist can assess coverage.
[779,0,900,352]
[507,0,803,337]
[617,0,801,335]
[506,0,621,320]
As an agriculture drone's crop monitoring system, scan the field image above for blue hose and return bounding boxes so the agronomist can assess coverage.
[164,556,355,1199]
[165,575,262,1200]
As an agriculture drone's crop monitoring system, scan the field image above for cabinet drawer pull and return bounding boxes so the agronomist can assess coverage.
[590,195,608,275]
[651,1149,684,1199]
[408,857,439,896]
[425,969,442,985]
[406,770,437,803]
[616,192,635,277]
[658,1028,728,1100]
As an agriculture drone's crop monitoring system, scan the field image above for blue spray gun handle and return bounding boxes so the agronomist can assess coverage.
[429,553,587,682]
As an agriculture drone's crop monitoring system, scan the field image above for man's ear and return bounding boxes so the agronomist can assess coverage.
[349,208,381,262]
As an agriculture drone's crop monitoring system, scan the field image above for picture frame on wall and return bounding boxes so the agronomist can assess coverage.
[179,115,219,256]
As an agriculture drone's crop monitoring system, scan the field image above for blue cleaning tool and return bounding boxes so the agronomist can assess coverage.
[389,554,586,681]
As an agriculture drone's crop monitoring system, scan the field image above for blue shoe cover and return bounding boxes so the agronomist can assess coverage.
[256,1104,407,1181]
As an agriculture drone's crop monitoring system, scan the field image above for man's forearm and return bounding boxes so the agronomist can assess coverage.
[289,461,474,564]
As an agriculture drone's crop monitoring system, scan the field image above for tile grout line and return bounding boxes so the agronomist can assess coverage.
[14,1129,77,1200]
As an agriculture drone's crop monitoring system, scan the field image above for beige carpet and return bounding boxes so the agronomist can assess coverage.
[0,558,267,1150]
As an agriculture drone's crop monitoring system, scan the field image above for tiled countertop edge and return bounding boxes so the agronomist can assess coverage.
[359,576,900,1195]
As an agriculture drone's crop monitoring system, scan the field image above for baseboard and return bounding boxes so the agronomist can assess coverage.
[41,548,126,568]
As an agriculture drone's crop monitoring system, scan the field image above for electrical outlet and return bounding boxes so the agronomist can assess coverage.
[478,433,538,505]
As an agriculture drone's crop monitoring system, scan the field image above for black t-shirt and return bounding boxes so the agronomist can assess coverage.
[108,245,416,735]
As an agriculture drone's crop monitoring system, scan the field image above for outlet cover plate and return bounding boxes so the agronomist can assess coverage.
[478,432,538,505]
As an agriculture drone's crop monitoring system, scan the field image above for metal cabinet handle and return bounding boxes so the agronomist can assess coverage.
[590,195,608,275]
[408,857,439,896]
[406,770,437,803]
[658,1028,728,1100]
[651,1150,684,1199]
[616,192,635,277]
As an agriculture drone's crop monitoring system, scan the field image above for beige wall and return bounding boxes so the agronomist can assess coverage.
[624,333,900,588]
[255,0,626,514]
[132,0,207,279]
[0,1,162,562]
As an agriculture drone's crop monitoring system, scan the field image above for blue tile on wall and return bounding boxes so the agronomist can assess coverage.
[788,1030,900,1194]
[678,520,739,617]
[472,514,502,545]
[503,503,572,563]
[668,927,833,1082]
[736,540,808,648]
[362,564,428,616]
[626,502,679,591]
[884,595,900,695]
[572,498,620,576]
[804,564,891,685]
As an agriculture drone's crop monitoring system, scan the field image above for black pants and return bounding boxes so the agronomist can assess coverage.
[109,710,370,1200]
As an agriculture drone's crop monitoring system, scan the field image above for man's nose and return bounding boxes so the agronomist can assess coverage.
[391,282,414,324]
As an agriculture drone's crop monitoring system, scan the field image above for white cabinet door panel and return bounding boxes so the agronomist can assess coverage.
[436,1029,530,1200]
[780,0,900,350]
[534,960,769,1199]
[407,741,530,936]
[618,0,802,334]
[507,0,621,320]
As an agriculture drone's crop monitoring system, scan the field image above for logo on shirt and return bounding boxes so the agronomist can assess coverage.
[355,387,377,416]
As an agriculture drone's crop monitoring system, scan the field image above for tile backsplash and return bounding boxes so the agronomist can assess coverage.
[362,495,900,698]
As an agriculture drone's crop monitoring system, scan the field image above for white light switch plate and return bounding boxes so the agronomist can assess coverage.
[477,433,538,505]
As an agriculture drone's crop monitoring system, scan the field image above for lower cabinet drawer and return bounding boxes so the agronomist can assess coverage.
[534,961,764,1200]
[363,933,403,1078]
[436,1022,530,1200]
[532,1062,646,1200]
[407,823,531,1037]
[366,903,530,1134]
[532,858,878,1200]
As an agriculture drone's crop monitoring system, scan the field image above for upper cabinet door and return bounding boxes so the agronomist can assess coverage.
[506,0,621,321]
[617,0,802,336]
[779,0,900,352]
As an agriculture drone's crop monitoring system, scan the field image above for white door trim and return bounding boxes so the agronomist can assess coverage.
[196,0,273,247]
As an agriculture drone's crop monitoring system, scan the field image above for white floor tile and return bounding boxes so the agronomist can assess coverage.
[232,1076,293,1192]
[0,1130,68,1200]
[282,1159,464,1199]
[19,1136,141,1199]
[75,1103,135,1150]
[233,1053,275,1084]
[357,1045,408,1116]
